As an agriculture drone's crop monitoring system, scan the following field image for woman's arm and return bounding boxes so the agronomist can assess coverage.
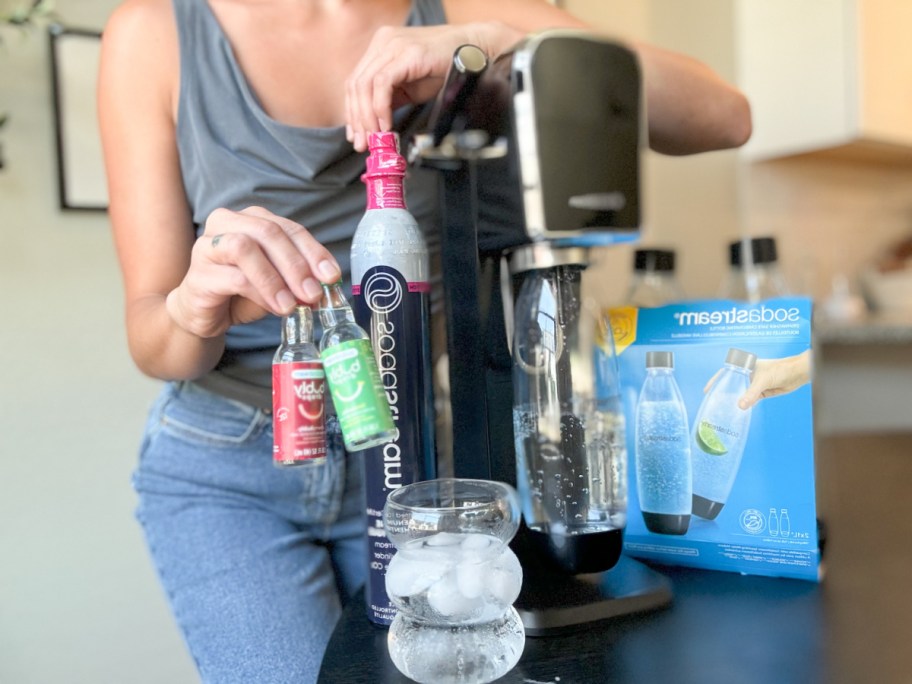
[98,0,340,381]
[632,41,752,155]
[99,0,216,380]
[345,0,750,154]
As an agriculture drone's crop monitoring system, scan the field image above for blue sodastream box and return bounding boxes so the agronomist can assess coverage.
[610,297,820,581]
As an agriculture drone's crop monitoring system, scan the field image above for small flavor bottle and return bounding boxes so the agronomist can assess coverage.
[318,280,397,451]
[272,304,327,467]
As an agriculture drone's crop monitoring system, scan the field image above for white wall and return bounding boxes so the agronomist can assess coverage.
[568,0,745,304]
[572,0,912,306]
[0,2,197,682]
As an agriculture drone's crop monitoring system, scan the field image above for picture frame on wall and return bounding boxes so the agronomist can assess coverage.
[48,24,108,211]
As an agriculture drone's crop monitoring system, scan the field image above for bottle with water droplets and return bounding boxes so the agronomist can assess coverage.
[635,351,692,534]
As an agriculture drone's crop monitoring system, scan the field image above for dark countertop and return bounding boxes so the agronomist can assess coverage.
[319,433,912,684]
[814,312,912,345]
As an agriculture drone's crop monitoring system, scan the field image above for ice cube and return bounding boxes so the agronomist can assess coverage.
[455,558,485,599]
[427,571,482,619]
[486,550,523,606]
[385,553,447,598]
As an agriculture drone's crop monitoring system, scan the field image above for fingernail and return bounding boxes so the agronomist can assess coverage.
[276,289,296,312]
[303,277,322,300]
[346,124,353,142]
[318,260,340,282]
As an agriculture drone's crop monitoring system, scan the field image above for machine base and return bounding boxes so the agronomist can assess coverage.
[515,555,673,637]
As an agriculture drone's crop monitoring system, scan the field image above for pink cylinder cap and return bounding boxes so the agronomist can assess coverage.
[363,131,406,180]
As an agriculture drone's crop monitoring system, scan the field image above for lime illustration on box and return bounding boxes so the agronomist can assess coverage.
[608,297,820,581]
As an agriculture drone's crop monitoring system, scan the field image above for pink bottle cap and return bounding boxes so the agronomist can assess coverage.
[363,132,406,180]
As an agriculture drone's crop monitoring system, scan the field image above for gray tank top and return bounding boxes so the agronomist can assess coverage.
[173,0,447,409]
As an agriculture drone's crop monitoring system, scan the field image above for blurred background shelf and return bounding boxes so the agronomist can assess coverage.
[814,314,912,435]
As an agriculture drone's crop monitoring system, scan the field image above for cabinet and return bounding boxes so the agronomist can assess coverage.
[735,0,912,162]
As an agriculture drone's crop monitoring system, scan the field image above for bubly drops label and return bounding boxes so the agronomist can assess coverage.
[321,339,394,446]
[272,361,327,465]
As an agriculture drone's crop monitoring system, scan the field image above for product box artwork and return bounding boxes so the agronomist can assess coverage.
[610,297,820,582]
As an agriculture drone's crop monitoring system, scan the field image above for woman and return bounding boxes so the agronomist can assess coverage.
[98,1,750,681]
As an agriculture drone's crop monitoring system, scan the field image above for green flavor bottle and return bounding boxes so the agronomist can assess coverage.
[318,280,396,451]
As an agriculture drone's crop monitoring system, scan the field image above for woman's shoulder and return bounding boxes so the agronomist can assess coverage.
[106,0,174,30]
[101,0,179,119]
[104,0,177,52]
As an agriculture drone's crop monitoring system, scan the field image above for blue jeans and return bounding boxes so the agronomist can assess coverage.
[133,381,366,684]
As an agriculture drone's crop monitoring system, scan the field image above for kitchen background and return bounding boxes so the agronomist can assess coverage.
[1,1,910,682]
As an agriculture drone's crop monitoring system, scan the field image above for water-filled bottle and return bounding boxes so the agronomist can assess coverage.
[509,244,627,574]
[691,347,757,519]
[635,351,692,535]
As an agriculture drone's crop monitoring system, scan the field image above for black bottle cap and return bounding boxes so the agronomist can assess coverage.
[634,248,676,272]
[729,237,778,267]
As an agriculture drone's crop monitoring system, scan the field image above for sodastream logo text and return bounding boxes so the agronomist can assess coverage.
[676,304,800,327]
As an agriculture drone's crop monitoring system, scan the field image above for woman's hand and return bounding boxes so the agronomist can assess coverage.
[343,3,751,156]
[702,350,813,411]
[166,206,341,339]
[738,350,812,410]
[344,22,522,151]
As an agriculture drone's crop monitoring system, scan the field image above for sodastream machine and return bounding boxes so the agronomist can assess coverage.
[405,30,672,635]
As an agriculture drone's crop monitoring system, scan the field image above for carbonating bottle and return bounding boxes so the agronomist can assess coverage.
[719,236,790,303]
[272,304,327,467]
[635,351,692,535]
[510,247,627,575]
[350,131,436,625]
[318,281,396,452]
[626,248,686,307]
[691,347,756,519]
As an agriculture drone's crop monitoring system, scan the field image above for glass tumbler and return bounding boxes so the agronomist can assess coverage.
[383,478,525,684]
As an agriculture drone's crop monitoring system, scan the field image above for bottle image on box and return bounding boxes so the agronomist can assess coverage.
[635,351,692,535]
[779,508,791,537]
[769,507,779,536]
[691,347,757,520]
[350,132,436,625]
[318,281,396,452]
[272,304,327,468]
